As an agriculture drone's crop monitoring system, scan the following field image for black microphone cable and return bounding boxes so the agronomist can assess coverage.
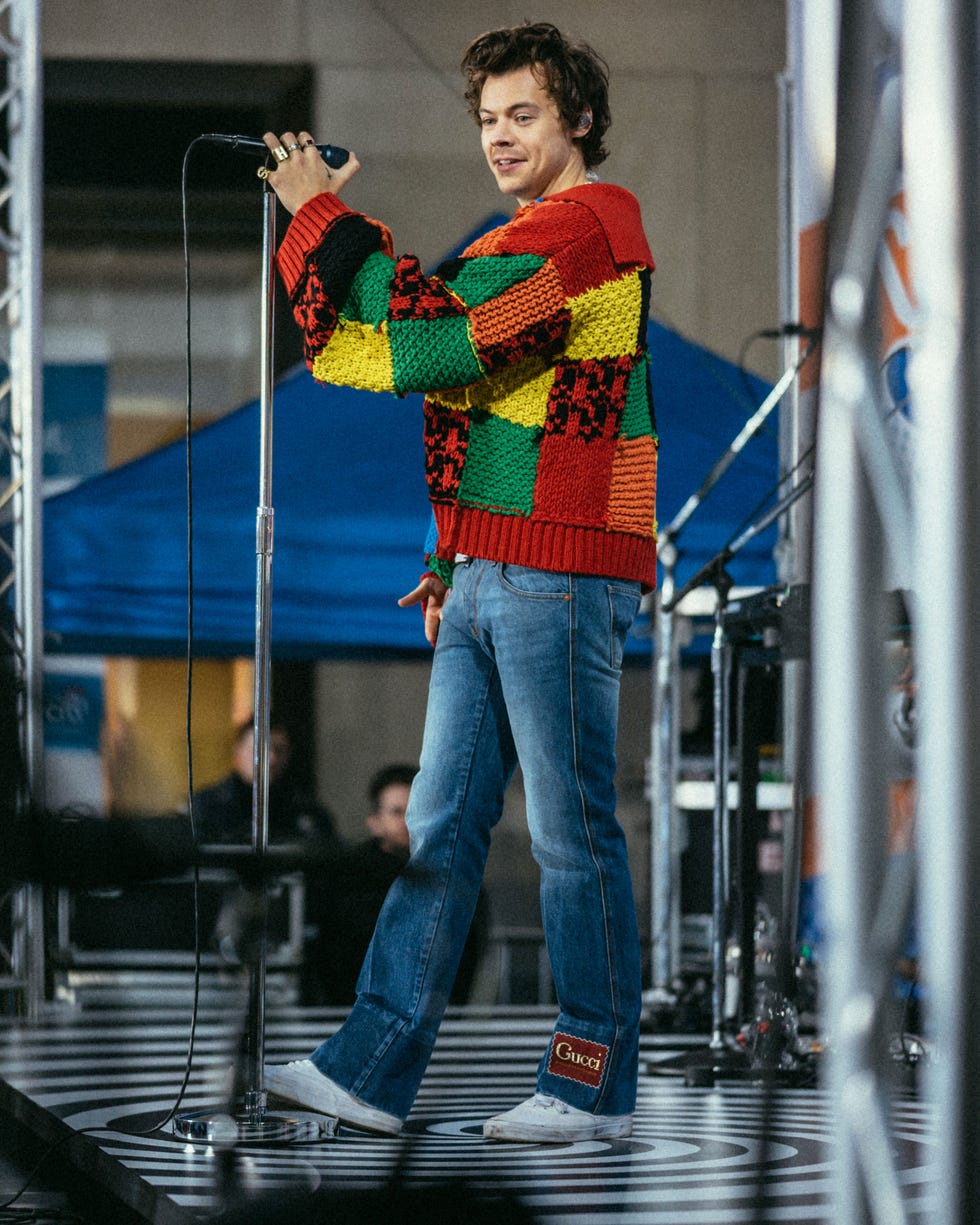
[737,322,823,409]
[100,136,214,1141]
[719,325,823,554]
[0,138,220,1218]
[722,440,816,559]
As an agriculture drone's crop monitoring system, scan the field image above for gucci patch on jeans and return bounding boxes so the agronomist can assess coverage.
[547,1031,609,1088]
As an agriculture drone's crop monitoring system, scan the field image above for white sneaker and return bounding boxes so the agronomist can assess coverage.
[483,1093,633,1142]
[263,1060,402,1136]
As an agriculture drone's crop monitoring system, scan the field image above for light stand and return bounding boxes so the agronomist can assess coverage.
[644,338,818,1020]
[645,538,681,1016]
[174,178,322,1146]
[708,561,735,1057]
[652,475,814,1084]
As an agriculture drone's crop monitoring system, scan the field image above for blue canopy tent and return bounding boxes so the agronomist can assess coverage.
[42,319,778,658]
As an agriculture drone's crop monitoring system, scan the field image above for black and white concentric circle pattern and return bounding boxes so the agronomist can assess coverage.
[0,1002,936,1223]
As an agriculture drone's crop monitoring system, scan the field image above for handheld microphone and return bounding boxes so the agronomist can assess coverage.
[203,133,351,169]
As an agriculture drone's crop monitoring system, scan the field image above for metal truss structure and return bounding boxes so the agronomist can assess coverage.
[0,0,43,1018]
[648,0,978,1219]
[813,0,979,1221]
[901,2,980,1220]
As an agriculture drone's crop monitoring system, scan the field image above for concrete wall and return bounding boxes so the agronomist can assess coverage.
[42,0,787,367]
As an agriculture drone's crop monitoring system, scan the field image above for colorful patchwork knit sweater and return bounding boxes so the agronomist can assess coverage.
[276,181,658,589]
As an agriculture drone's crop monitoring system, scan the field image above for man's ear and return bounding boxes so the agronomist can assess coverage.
[365,812,381,836]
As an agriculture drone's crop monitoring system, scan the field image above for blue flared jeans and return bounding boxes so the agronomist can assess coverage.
[309,559,643,1118]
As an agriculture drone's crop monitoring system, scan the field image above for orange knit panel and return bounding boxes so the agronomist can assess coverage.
[470,261,567,350]
[607,436,658,535]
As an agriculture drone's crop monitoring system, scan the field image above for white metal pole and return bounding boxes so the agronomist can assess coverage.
[7,0,45,1019]
[903,1,980,1219]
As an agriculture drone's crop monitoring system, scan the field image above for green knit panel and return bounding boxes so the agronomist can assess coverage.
[458,412,539,515]
[389,316,484,393]
[427,554,456,587]
[620,360,655,440]
[444,254,547,307]
[341,250,395,327]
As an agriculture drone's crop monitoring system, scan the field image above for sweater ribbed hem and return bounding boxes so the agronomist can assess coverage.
[432,505,657,592]
[277,193,356,294]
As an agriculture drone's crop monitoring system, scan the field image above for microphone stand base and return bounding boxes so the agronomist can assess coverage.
[646,1040,819,1089]
[173,1108,332,1145]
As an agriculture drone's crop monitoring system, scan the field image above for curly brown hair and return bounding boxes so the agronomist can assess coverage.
[460,21,611,169]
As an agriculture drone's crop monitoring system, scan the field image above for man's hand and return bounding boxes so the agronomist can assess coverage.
[261,129,360,216]
[398,574,449,647]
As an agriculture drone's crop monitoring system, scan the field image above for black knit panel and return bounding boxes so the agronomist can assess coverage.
[637,268,652,351]
[289,214,386,368]
[309,214,386,307]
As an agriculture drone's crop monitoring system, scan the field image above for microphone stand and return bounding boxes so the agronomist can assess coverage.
[653,475,813,1085]
[645,338,817,1019]
[174,177,321,1146]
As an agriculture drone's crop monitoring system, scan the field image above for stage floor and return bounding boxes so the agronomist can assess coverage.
[0,991,936,1224]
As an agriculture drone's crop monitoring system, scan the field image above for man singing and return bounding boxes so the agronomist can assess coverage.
[261,20,657,1143]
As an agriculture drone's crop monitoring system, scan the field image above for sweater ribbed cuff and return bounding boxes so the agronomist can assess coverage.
[276,193,356,294]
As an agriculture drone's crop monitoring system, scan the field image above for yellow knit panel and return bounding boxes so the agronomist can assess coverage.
[564,274,643,360]
[311,319,395,393]
[437,356,553,429]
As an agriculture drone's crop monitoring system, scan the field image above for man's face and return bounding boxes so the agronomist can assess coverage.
[367,782,412,855]
[478,64,588,207]
[234,727,292,785]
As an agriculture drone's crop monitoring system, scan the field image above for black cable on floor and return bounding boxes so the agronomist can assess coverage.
[0,137,216,1213]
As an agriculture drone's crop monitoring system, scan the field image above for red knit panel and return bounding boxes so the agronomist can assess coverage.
[389,256,467,321]
[479,187,655,267]
[423,404,470,500]
[533,434,617,525]
[501,199,601,258]
[545,184,656,267]
[550,232,619,299]
[544,356,632,441]
[460,192,651,298]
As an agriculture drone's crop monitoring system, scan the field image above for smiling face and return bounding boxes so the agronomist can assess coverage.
[479,64,590,207]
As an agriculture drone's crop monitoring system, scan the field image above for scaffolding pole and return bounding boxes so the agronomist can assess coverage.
[903,0,980,1219]
[812,2,919,1222]
[0,0,45,1017]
